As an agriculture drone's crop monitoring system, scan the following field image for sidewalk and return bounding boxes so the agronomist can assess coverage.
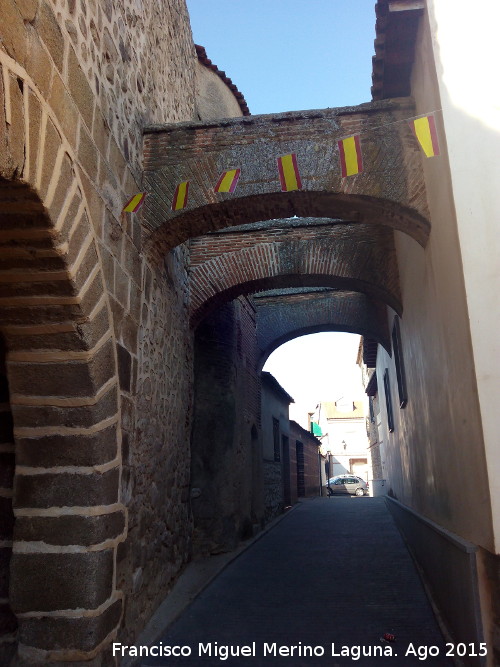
[135,497,453,666]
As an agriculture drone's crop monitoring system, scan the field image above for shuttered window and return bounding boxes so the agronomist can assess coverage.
[383,369,395,432]
[392,316,408,408]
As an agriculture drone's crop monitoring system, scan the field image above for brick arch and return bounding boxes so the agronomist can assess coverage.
[188,223,400,327]
[254,290,390,370]
[143,100,431,256]
[0,59,124,662]
[145,191,430,259]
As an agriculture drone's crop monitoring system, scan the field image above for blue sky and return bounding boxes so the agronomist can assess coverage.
[187,0,377,115]
[186,1,377,419]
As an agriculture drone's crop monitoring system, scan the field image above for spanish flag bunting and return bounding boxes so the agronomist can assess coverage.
[171,181,189,211]
[409,114,440,158]
[214,168,241,194]
[338,135,363,178]
[122,192,146,213]
[277,153,302,192]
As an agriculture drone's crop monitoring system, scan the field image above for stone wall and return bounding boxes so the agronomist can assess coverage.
[0,0,199,661]
[187,223,402,326]
[190,297,261,555]
[116,248,194,645]
[262,461,283,522]
[49,0,197,176]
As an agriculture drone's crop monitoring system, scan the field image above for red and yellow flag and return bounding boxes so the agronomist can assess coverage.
[122,192,146,213]
[409,115,440,158]
[171,181,189,211]
[277,153,302,192]
[338,135,363,177]
[214,168,241,194]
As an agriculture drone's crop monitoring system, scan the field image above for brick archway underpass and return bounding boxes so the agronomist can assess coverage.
[187,222,401,327]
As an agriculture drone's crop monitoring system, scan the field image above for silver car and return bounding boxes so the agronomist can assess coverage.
[327,475,369,497]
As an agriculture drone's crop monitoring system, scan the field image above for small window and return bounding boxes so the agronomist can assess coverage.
[383,369,395,433]
[392,316,408,408]
[272,417,280,462]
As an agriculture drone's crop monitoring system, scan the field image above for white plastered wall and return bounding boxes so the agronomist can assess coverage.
[426,0,500,552]
[372,2,495,553]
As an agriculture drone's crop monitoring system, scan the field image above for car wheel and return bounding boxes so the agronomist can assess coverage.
[355,488,364,496]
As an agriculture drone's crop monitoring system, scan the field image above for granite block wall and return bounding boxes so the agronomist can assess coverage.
[0,0,199,661]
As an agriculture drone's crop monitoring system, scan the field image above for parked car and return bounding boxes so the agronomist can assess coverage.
[326,474,369,497]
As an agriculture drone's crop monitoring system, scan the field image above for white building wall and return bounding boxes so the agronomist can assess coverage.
[427,0,500,551]
[370,3,494,554]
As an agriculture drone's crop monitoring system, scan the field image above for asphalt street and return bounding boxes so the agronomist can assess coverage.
[138,497,454,667]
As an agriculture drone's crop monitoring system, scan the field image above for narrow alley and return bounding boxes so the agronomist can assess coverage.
[135,498,454,666]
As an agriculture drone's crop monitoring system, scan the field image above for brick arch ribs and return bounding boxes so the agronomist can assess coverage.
[143,100,431,256]
[188,223,401,327]
[0,60,124,663]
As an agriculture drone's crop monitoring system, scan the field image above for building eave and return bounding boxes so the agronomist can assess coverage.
[195,44,250,116]
[371,0,425,101]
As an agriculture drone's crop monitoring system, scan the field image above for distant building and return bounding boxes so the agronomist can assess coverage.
[310,399,370,484]
[289,420,323,502]
[261,372,294,520]
[261,373,322,515]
